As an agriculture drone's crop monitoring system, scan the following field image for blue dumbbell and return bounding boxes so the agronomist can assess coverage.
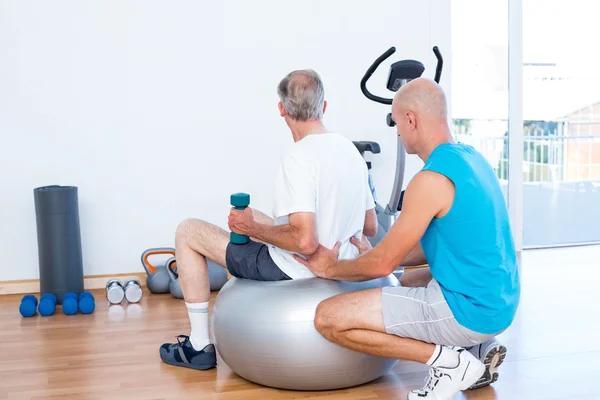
[19,294,38,317]
[62,292,79,315]
[230,193,251,244]
[78,292,95,314]
[38,294,57,316]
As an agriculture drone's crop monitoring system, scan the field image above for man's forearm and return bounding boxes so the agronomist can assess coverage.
[250,223,313,255]
[252,209,274,226]
[323,251,387,282]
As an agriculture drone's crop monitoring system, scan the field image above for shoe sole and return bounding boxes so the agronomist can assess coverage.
[468,344,507,390]
[409,355,486,399]
[160,350,216,371]
[163,359,216,371]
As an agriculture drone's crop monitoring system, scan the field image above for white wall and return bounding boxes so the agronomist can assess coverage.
[0,0,451,280]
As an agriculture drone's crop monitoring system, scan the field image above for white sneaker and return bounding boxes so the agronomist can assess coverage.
[408,349,485,400]
[466,338,507,390]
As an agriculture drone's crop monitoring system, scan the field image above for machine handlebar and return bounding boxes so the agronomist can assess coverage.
[433,46,443,83]
[360,46,396,105]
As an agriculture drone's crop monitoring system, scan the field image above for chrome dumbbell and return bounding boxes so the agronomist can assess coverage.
[106,279,125,304]
[124,279,143,303]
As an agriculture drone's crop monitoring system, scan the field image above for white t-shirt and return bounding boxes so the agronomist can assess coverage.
[267,133,375,279]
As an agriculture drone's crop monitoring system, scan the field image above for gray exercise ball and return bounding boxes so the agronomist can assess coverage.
[211,275,400,391]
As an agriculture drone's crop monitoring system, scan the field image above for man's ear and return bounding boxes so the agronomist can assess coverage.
[407,111,417,129]
[278,102,286,117]
[322,100,328,114]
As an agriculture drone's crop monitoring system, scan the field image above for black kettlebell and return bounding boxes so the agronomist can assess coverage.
[141,247,176,294]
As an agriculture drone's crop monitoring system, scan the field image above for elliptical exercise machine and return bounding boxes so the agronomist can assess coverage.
[353,46,443,248]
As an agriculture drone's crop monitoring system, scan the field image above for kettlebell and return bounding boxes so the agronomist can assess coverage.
[141,247,176,294]
[166,257,184,299]
[207,259,228,290]
[165,257,228,298]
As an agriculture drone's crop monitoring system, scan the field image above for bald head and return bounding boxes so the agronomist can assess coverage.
[389,78,452,157]
[392,78,448,121]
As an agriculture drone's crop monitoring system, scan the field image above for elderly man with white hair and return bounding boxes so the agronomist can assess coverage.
[159,69,377,371]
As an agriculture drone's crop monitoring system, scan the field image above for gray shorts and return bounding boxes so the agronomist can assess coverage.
[225,239,291,281]
[381,279,495,347]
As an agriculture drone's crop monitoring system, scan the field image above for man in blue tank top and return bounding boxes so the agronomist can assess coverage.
[295,78,520,400]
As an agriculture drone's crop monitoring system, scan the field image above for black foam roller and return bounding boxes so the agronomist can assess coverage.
[34,185,84,304]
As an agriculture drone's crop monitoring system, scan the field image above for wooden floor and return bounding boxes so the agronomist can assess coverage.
[1,245,599,400]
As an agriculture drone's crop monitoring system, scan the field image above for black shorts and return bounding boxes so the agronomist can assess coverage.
[225,239,291,281]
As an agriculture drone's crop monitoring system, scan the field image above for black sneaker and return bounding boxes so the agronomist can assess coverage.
[159,335,217,370]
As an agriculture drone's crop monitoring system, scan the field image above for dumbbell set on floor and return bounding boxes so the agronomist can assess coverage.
[19,292,96,317]
[106,279,143,305]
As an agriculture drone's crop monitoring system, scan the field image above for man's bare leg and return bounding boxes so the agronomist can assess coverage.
[160,218,230,370]
[175,209,274,296]
[164,218,230,357]
[314,288,435,363]
[315,289,485,399]
[175,218,229,303]
[400,267,432,288]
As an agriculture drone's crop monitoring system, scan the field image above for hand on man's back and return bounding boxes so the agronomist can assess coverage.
[350,235,372,255]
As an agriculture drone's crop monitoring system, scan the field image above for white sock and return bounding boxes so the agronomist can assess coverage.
[426,345,460,368]
[186,302,210,351]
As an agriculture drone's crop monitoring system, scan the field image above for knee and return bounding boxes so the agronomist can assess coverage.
[175,218,201,244]
[314,300,339,339]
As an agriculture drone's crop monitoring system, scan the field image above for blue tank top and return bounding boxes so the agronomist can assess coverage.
[420,142,520,334]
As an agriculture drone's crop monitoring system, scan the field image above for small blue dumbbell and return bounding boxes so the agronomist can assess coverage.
[62,293,79,315]
[230,192,251,245]
[78,292,95,314]
[38,294,57,316]
[19,294,38,317]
